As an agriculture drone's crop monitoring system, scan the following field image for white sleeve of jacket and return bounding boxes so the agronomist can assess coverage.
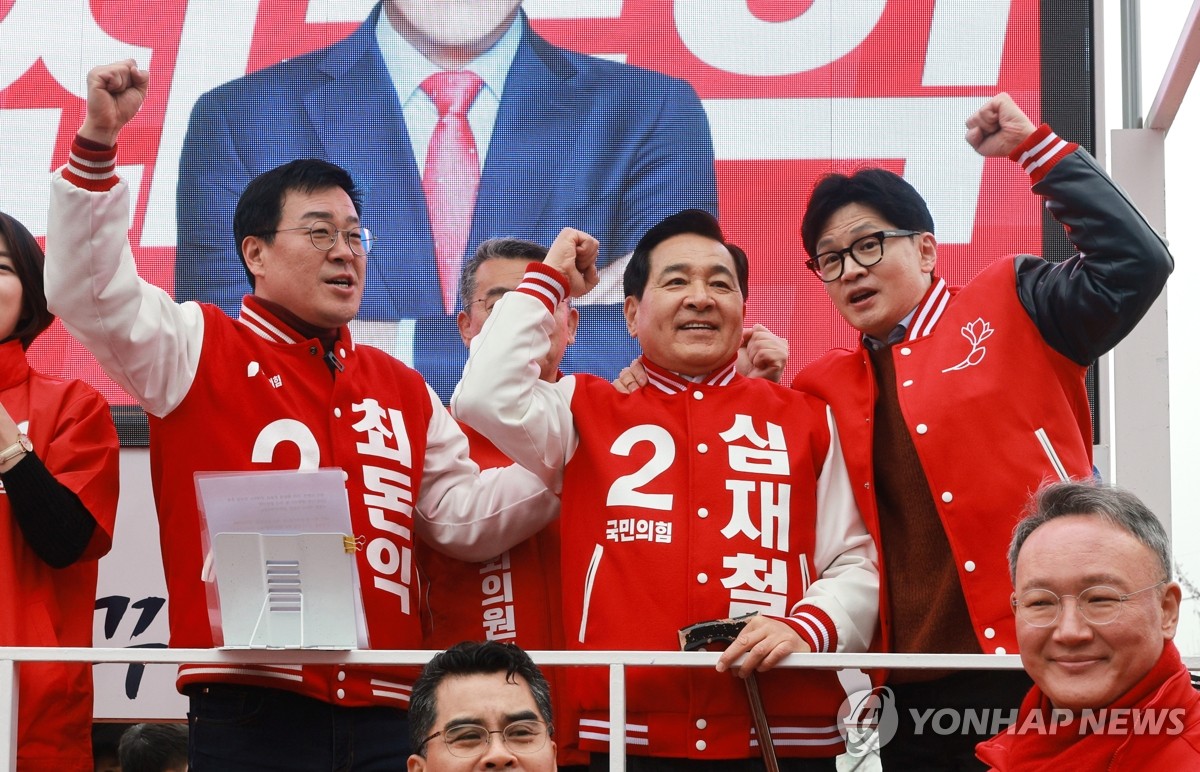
[451,288,579,494]
[792,406,880,653]
[44,174,202,418]
[415,383,561,563]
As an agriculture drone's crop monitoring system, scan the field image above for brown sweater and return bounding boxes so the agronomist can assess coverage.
[869,344,980,683]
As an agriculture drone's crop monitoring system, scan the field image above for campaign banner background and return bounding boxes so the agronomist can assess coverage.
[0,0,1092,718]
[0,0,1092,439]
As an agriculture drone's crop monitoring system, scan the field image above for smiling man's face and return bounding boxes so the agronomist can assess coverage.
[623,233,744,376]
[1013,514,1179,712]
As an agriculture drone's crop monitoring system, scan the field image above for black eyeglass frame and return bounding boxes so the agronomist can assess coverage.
[806,229,921,282]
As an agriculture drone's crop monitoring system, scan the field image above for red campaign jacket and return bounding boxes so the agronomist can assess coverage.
[417,424,588,767]
[454,270,878,761]
[419,423,559,650]
[793,130,1174,659]
[157,301,436,700]
[562,369,874,759]
[0,340,120,771]
[795,259,1093,656]
[976,641,1200,770]
[47,156,559,712]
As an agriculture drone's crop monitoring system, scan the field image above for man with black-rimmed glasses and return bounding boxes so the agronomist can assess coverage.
[792,93,1174,770]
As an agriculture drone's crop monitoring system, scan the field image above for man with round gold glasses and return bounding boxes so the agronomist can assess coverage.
[977,481,1200,769]
[408,641,557,771]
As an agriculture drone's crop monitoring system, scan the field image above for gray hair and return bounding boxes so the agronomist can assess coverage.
[1008,480,1172,583]
[409,640,554,757]
[459,237,549,307]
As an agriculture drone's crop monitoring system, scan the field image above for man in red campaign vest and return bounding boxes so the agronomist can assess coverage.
[45,60,559,771]
[454,211,879,770]
[793,94,1173,770]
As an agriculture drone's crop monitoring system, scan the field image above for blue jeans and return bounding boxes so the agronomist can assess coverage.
[187,684,410,771]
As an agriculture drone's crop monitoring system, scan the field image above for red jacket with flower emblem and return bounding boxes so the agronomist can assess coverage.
[793,128,1172,658]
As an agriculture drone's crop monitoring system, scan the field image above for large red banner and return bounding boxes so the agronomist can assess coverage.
[1,0,1088,719]
[2,0,1047,418]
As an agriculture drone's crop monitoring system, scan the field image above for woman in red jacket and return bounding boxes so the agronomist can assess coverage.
[0,212,120,771]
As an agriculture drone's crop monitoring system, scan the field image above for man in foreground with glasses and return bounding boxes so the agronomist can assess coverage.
[976,481,1200,769]
[791,93,1174,769]
[45,60,560,771]
[408,641,556,771]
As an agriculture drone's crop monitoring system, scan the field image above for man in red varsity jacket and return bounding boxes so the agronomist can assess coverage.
[454,210,879,770]
[421,237,575,652]
[976,481,1200,770]
[792,94,1173,770]
[418,236,587,770]
[44,61,559,771]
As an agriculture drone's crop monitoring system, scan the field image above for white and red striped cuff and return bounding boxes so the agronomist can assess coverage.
[779,604,839,653]
[517,261,569,313]
[63,135,118,191]
[1009,124,1078,184]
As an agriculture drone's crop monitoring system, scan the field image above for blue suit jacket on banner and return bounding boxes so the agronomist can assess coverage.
[176,4,717,400]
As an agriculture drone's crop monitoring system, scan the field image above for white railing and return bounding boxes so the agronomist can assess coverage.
[5,648,1197,771]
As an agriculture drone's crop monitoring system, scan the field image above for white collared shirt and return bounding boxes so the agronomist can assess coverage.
[375,9,523,176]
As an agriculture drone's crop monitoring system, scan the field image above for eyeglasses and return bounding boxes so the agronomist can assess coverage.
[806,230,920,282]
[419,719,549,758]
[463,291,509,318]
[465,291,567,317]
[1012,580,1167,627]
[264,221,375,256]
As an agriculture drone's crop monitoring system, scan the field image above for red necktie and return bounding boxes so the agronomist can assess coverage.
[421,71,485,314]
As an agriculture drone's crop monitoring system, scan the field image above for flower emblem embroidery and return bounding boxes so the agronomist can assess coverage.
[941,318,993,372]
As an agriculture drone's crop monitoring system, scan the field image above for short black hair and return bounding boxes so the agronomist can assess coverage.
[409,641,553,757]
[232,158,363,289]
[623,209,749,300]
[118,723,189,772]
[460,237,549,307]
[0,211,55,349]
[800,168,935,258]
